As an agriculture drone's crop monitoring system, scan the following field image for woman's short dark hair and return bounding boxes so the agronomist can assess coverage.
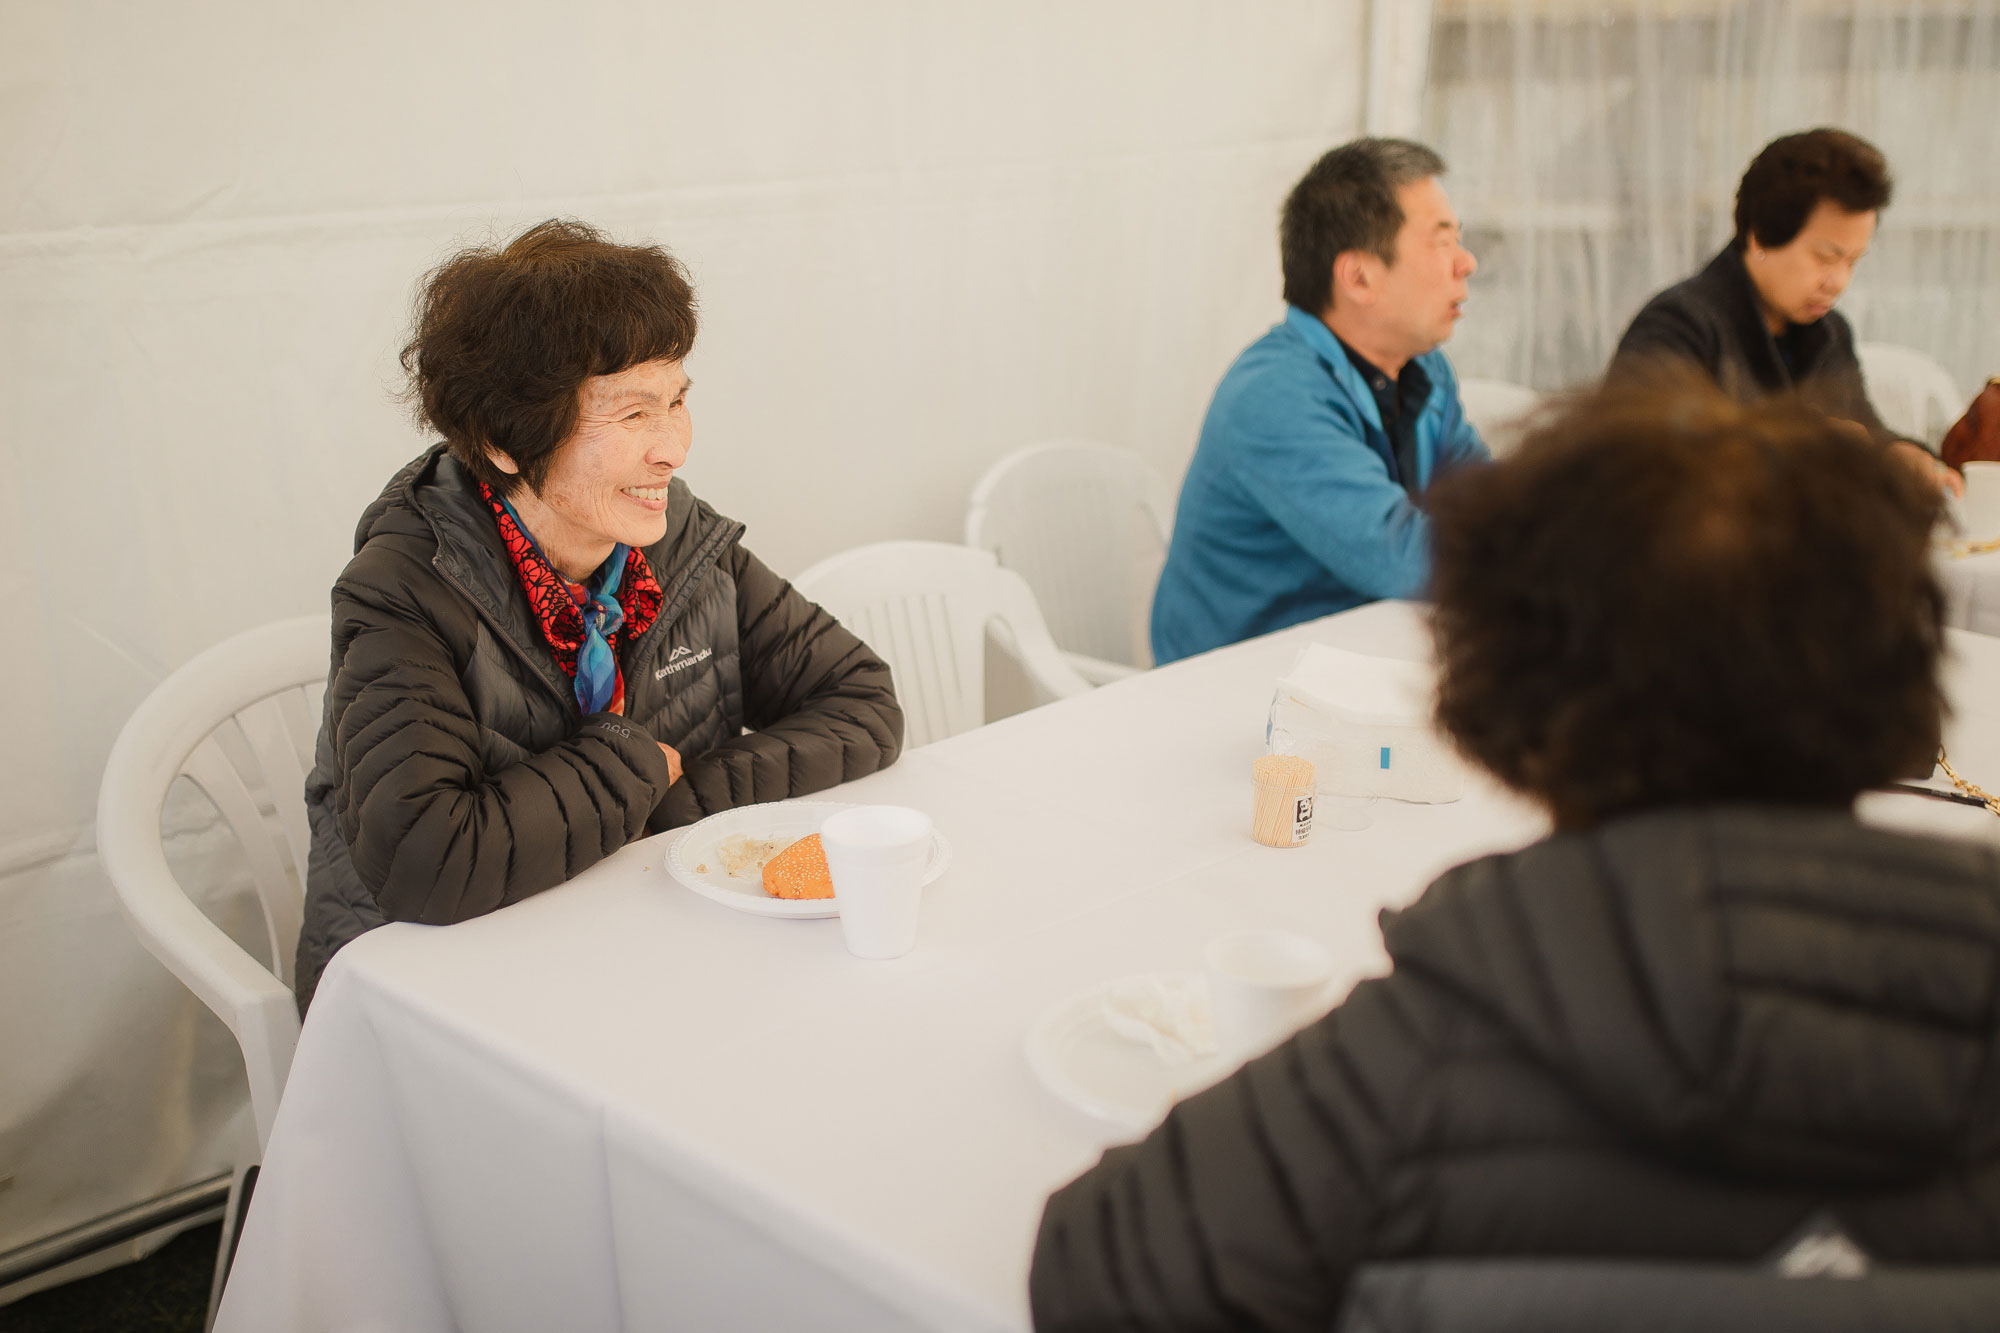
[1427,374,1943,828]
[1280,138,1446,315]
[1733,128,1893,252]
[401,219,698,496]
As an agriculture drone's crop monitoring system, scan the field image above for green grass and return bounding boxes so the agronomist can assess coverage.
[0,1222,219,1333]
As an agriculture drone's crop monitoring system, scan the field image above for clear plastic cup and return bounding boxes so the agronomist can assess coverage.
[1317,793,1374,831]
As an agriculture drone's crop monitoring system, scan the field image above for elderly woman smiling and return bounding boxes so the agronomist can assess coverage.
[293,219,903,1013]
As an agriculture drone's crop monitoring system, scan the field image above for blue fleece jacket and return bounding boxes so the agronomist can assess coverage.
[1150,306,1489,664]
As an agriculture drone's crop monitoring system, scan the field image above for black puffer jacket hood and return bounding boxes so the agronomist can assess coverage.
[1385,807,2000,1187]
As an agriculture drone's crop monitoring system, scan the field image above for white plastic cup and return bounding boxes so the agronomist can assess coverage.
[1204,929,1336,1062]
[1319,794,1374,831]
[821,805,933,959]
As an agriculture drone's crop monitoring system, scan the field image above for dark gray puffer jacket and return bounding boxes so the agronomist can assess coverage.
[1030,806,2000,1332]
[294,446,902,1013]
[1609,245,1903,445]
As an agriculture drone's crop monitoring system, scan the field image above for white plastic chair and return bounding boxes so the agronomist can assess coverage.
[964,440,1176,685]
[794,541,1091,748]
[96,613,329,1323]
[1859,342,1964,448]
[1457,377,1543,458]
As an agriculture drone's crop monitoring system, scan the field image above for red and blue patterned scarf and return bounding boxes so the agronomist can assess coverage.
[480,482,663,715]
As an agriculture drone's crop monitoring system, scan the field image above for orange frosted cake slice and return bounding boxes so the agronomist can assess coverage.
[762,834,834,900]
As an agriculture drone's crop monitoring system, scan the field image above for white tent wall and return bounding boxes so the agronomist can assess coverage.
[0,2,1379,1264]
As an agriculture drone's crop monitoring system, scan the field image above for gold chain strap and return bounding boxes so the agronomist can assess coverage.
[1936,747,2000,817]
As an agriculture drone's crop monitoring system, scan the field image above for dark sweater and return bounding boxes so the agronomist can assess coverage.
[1609,246,1902,444]
[1029,806,2000,1333]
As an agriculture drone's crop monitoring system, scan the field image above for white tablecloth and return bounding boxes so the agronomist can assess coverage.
[216,601,2000,1333]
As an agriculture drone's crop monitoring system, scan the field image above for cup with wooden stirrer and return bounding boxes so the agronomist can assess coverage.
[1251,754,1316,848]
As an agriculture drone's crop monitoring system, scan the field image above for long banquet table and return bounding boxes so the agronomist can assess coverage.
[1940,545,2000,638]
[215,600,2000,1333]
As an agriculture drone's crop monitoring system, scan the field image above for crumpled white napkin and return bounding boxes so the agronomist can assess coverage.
[1277,643,1435,727]
[1101,975,1217,1066]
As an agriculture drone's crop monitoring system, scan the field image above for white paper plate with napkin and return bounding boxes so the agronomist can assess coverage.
[1024,973,1235,1132]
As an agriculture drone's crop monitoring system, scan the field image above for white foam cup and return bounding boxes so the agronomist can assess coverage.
[821,805,934,959]
[1204,929,1336,1062]
[1961,461,2000,540]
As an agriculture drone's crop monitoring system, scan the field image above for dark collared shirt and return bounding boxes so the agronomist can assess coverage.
[1337,338,1433,496]
[1774,321,1808,378]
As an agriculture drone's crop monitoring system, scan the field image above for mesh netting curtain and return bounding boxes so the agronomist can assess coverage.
[1427,0,2000,396]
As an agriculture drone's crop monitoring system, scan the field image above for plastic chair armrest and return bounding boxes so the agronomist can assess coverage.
[1064,652,1141,686]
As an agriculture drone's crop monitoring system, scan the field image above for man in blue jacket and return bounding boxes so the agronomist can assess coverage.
[1151,138,1489,664]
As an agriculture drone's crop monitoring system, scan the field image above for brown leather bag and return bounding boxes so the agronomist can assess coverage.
[1942,377,2000,469]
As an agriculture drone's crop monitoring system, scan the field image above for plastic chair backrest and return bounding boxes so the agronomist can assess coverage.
[97,614,330,1153]
[1859,342,1963,447]
[964,441,1175,674]
[1456,378,1543,458]
[794,541,1090,748]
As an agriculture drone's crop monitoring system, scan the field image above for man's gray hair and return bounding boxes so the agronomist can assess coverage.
[1281,138,1446,314]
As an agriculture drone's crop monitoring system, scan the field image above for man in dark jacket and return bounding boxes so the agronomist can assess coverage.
[1029,378,2000,1331]
[294,221,903,1013]
[1610,127,1958,497]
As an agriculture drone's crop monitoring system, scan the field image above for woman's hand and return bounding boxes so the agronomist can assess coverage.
[658,742,683,785]
[1890,439,1965,497]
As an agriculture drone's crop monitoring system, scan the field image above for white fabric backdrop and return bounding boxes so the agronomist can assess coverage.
[1428,0,2000,395]
[0,1,1371,1262]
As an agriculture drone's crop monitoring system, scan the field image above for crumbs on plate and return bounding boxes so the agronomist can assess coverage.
[715,835,793,878]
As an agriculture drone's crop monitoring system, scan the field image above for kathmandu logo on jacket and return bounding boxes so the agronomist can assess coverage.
[655,644,713,679]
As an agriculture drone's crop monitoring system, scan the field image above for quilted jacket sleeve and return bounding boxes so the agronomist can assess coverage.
[328,545,677,925]
[652,543,903,828]
[1608,295,1720,385]
[1812,316,1904,447]
[1029,970,1442,1333]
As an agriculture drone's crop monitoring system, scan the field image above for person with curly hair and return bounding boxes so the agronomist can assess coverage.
[293,220,904,1014]
[1611,127,1959,497]
[1030,377,2000,1331]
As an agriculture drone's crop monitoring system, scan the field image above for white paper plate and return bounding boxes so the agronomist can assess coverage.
[665,800,951,919]
[1024,973,1235,1133]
